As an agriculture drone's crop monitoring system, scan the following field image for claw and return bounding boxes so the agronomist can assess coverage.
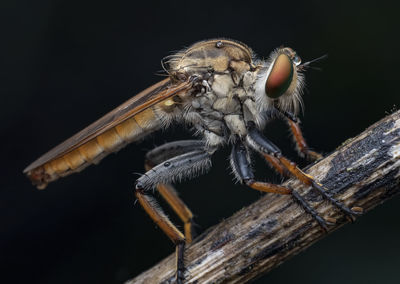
[351,206,364,215]
[306,150,323,161]
[325,216,337,225]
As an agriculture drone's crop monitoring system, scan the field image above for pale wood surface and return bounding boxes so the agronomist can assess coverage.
[127,110,400,284]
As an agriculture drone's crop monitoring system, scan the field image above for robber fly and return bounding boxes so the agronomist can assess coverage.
[24,39,362,283]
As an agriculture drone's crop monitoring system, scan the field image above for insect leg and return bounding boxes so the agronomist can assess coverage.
[135,149,212,283]
[287,119,323,161]
[275,107,322,161]
[230,140,331,230]
[263,153,289,176]
[145,140,206,243]
[137,148,212,192]
[245,121,362,219]
[134,190,186,283]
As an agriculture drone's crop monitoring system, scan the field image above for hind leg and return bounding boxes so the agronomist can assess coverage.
[135,143,212,283]
[144,140,206,242]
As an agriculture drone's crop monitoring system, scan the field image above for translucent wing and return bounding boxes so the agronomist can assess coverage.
[24,77,194,188]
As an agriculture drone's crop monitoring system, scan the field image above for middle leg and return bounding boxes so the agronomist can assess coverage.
[245,121,362,218]
[230,139,332,230]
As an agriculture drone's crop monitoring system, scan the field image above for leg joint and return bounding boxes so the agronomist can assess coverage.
[244,178,255,186]
[245,128,282,156]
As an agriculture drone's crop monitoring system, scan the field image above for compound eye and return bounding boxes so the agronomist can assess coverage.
[265,54,294,99]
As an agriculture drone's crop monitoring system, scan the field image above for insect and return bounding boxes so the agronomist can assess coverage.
[24,39,362,283]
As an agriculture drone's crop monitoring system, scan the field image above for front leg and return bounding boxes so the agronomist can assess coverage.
[275,106,323,161]
[287,119,323,161]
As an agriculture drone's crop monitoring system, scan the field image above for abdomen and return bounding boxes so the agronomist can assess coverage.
[25,106,163,189]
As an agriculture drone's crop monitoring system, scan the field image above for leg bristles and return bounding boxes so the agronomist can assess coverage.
[290,188,333,232]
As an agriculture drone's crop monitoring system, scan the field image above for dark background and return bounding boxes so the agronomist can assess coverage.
[2,0,400,283]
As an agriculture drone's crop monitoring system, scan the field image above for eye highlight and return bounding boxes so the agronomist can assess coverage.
[265,53,294,99]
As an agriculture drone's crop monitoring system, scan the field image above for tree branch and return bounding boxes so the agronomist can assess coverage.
[126,110,400,284]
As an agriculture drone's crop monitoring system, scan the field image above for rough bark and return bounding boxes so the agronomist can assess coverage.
[126,110,400,284]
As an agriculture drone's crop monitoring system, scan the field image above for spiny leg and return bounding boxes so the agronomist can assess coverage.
[135,148,212,283]
[134,190,186,282]
[276,156,364,218]
[230,140,331,230]
[287,119,323,161]
[263,153,289,177]
[275,106,323,161]
[245,121,362,220]
[145,140,206,243]
[149,183,196,243]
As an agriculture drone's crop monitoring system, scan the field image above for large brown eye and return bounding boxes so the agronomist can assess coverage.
[265,54,294,98]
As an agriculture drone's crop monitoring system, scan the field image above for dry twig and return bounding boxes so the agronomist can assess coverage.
[127,110,400,284]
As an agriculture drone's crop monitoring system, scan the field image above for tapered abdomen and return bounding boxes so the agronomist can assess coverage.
[25,106,164,189]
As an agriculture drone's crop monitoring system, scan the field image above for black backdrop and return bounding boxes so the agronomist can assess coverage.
[2,0,400,283]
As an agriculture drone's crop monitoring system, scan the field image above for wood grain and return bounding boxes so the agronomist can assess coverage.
[127,110,400,284]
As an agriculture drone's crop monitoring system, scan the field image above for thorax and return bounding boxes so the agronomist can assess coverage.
[164,39,264,146]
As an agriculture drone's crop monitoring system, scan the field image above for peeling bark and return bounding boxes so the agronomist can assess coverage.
[126,110,400,284]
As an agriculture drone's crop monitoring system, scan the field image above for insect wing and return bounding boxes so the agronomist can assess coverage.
[24,77,194,188]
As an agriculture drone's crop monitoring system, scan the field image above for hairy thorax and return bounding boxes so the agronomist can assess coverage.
[163,39,263,148]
